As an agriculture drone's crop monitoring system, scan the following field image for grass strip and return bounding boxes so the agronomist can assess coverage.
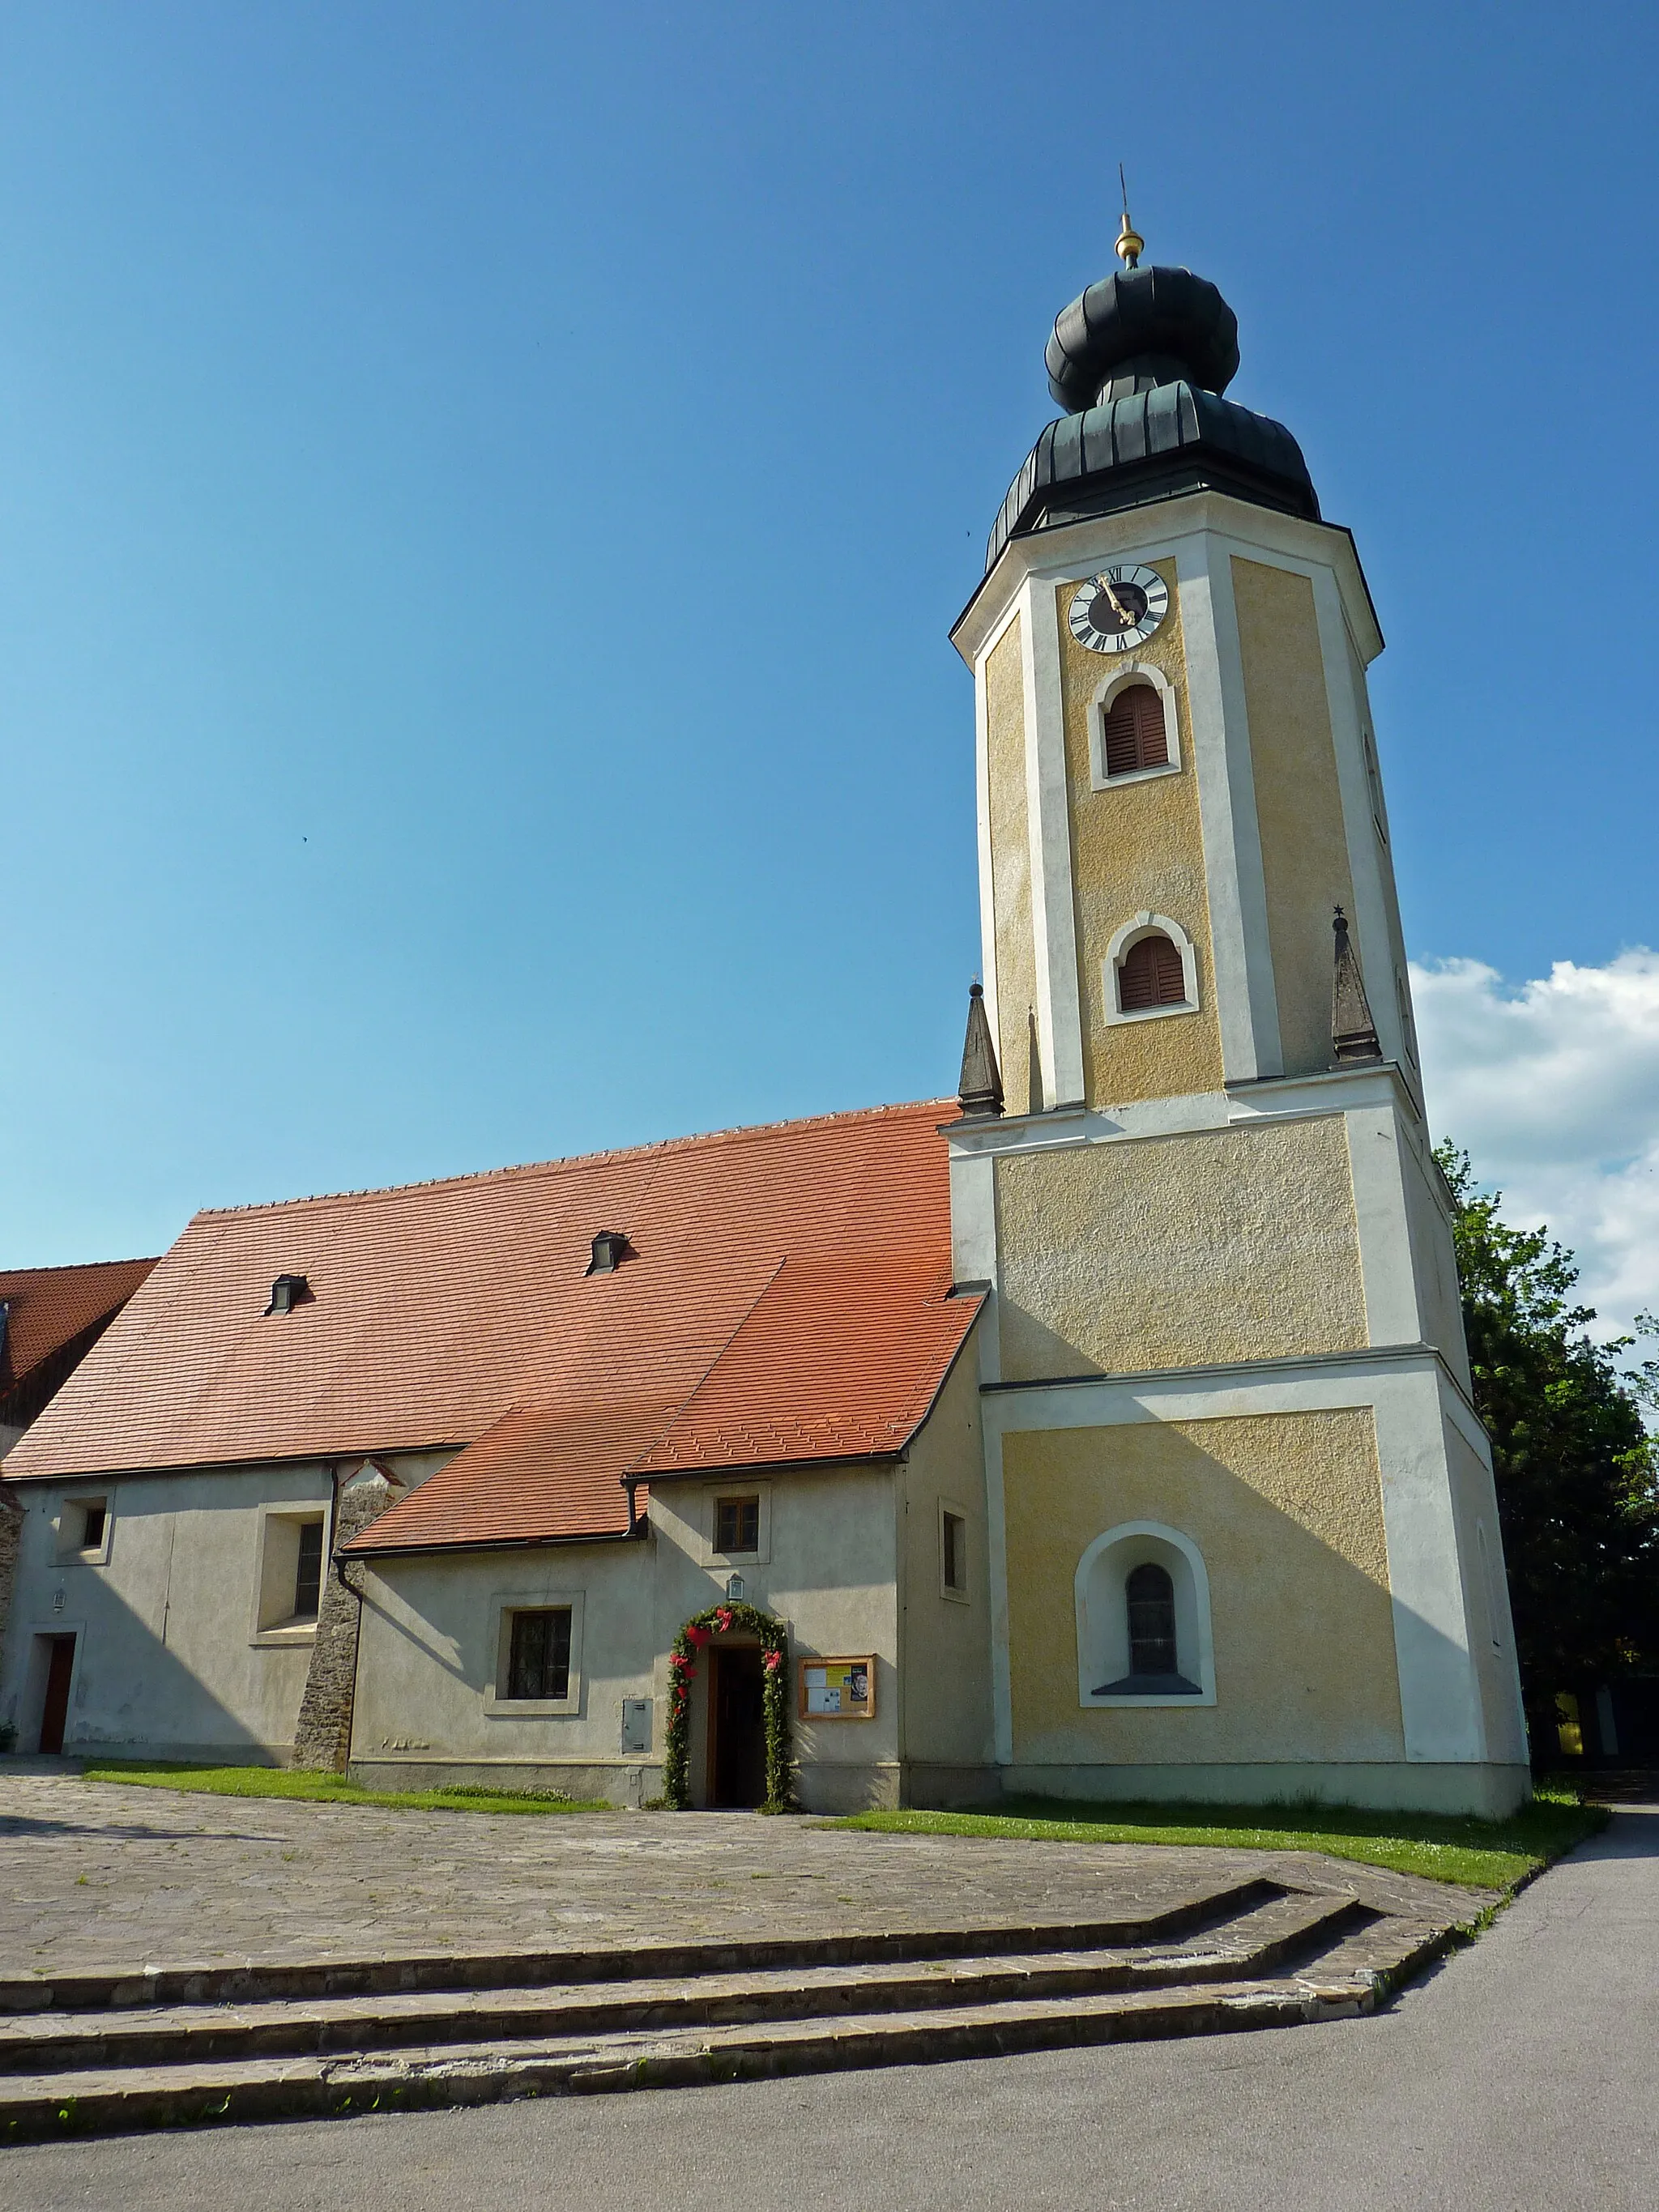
[81,1761,608,1817]
[827,1788,1604,1892]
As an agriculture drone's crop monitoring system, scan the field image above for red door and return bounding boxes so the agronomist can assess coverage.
[38,1637,76,1754]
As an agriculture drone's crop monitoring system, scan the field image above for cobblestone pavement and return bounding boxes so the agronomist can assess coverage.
[0,1767,1485,1975]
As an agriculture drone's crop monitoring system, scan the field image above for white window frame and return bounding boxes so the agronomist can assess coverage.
[54,1494,113,1567]
[1076,1520,1216,1709]
[1089,662,1183,791]
[1101,912,1201,1027]
[938,1498,970,1605]
[484,1590,585,1718]
[697,1481,772,1569]
[249,1500,331,1646]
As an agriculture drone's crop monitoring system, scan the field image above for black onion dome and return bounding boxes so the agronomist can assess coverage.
[1046,266,1239,409]
[985,261,1317,576]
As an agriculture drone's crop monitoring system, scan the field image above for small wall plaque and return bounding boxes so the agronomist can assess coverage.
[800,1656,875,1720]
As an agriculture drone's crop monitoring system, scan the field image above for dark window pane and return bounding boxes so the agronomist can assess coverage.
[716,1497,760,1553]
[80,1504,107,1552]
[508,1608,572,1700]
[1126,1562,1177,1677]
[943,1511,966,1592]
[292,1521,324,1620]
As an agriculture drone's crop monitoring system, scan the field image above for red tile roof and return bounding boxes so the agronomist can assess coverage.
[0,1258,159,1422]
[5,1104,981,1553]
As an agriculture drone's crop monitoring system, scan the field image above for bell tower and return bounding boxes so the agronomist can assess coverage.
[945,221,1530,1815]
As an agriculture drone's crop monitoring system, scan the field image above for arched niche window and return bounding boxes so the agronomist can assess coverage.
[1075,1523,1215,1707]
[1090,665,1181,790]
[1103,913,1199,1025]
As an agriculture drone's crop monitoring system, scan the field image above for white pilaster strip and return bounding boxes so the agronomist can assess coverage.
[1372,1369,1486,1761]
[973,623,1004,1042]
[1178,539,1282,1080]
[1344,1101,1427,1345]
[948,1149,1000,1315]
[1018,578,1085,1106]
[983,1379,1014,1765]
[1311,566,1406,1068]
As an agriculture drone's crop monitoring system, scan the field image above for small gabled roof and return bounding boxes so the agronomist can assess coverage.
[0,1257,159,1427]
[6,1102,981,1552]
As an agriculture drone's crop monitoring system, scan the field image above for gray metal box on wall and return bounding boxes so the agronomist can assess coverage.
[620,1698,651,1754]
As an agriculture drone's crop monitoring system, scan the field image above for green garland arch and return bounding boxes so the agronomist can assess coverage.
[662,1600,795,1813]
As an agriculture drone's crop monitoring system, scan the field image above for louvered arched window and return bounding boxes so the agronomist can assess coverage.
[1101,682,1169,777]
[1118,931,1186,1012]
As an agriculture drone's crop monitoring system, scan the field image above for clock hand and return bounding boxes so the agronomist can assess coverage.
[1100,579,1135,624]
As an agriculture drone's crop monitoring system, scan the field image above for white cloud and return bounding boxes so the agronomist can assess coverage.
[1410,948,1659,1343]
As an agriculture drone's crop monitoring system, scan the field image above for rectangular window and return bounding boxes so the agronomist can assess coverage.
[78,1502,107,1553]
[253,1508,329,1637]
[292,1519,324,1620]
[507,1608,573,1703]
[941,1510,966,1596]
[715,1495,761,1554]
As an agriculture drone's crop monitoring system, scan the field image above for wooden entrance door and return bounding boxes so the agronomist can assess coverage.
[707,1645,766,1809]
[38,1637,76,1754]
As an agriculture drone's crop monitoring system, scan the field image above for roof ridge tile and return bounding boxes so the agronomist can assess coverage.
[190,1098,952,1221]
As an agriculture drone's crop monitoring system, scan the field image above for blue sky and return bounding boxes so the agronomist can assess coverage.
[4,1,1657,1298]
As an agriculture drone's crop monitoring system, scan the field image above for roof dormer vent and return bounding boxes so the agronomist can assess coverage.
[586,1232,629,1276]
[266,1273,311,1316]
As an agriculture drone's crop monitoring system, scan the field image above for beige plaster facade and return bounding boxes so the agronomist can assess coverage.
[348,1343,995,1812]
[0,1462,341,1762]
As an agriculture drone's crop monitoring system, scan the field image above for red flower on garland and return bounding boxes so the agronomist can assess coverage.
[686,1624,711,1647]
[714,1607,734,1632]
[763,1648,782,1673]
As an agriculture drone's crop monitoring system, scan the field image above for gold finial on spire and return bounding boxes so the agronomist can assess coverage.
[1115,163,1144,268]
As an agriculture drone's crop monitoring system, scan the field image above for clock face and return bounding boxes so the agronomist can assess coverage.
[1068,564,1170,654]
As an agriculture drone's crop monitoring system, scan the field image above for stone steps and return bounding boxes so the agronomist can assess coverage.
[0,1879,1464,2140]
[0,1872,1286,2014]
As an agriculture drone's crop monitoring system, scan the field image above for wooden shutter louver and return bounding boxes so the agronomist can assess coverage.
[1118,931,1187,1012]
[1102,684,1168,778]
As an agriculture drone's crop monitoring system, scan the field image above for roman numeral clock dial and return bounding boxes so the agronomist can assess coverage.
[1068,564,1170,653]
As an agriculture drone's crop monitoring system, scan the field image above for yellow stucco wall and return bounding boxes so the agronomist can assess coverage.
[994,1116,1369,1379]
[1001,1410,1405,1764]
[985,616,1037,1115]
[1053,565,1226,1106]
[1232,557,1356,1078]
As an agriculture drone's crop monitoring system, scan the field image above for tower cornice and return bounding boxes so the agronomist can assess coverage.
[950,492,1384,671]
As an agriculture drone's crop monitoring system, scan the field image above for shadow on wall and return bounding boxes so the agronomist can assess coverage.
[2,1576,267,1765]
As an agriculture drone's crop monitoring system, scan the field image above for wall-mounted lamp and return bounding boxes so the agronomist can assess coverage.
[724,1572,745,1604]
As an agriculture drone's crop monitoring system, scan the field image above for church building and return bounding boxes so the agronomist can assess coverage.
[0,225,1529,1816]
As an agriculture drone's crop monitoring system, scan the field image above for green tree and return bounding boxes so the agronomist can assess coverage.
[1436,1144,1659,1760]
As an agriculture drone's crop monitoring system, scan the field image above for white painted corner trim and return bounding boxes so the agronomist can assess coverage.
[1102,911,1201,1026]
[1088,660,1182,791]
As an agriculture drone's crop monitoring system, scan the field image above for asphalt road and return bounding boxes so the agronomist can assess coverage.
[4,1805,1654,2212]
